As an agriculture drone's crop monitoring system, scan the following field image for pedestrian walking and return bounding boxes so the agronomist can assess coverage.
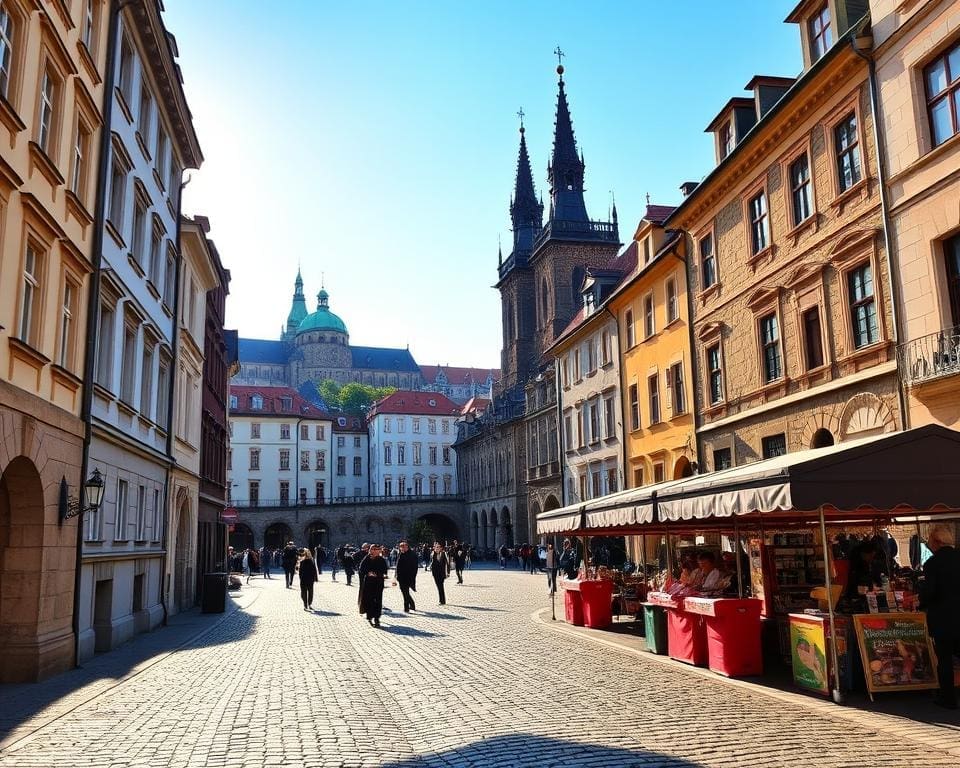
[342,548,356,586]
[544,542,557,594]
[558,538,579,580]
[430,542,450,605]
[358,544,389,627]
[919,524,960,709]
[394,540,418,612]
[330,546,340,581]
[355,543,371,592]
[282,541,299,588]
[297,549,319,611]
[314,545,326,576]
[260,546,273,579]
[498,543,508,569]
[242,548,253,584]
[451,540,467,585]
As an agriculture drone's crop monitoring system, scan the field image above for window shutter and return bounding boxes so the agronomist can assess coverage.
[665,367,674,415]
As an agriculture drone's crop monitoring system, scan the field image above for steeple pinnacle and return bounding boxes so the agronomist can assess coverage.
[283,269,309,341]
[508,110,543,258]
[548,54,589,224]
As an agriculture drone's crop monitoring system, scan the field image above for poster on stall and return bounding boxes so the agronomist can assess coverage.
[790,615,829,695]
[853,613,939,696]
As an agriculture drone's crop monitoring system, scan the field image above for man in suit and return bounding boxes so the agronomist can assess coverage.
[281,541,299,588]
[920,524,960,709]
[395,540,419,612]
[450,540,467,585]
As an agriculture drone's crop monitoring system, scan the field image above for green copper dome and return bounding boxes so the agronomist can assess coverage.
[297,289,348,335]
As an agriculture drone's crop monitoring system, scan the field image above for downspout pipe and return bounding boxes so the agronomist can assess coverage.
[852,35,909,429]
[72,0,126,669]
[160,174,190,627]
[678,238,704,471]
[553,356,565,510]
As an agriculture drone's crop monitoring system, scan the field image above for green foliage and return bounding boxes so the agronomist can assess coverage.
[316,379,395,414]
[407,519,435,546]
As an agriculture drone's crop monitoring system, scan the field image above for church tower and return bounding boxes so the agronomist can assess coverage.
[282,270,309,342]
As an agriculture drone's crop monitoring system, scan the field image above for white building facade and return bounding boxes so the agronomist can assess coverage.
[80,2,201,661]
[367,391,460,499]
[331,415,369,500]
[227,386,333,508]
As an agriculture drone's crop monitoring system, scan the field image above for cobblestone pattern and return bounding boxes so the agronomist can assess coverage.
[1,568,957,767]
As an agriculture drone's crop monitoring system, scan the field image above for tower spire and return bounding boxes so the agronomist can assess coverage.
[284,268,309,342]
[548,51,589,224]
[508,109,543,260]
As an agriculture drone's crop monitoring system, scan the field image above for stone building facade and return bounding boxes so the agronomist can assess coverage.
[667,0,901,471]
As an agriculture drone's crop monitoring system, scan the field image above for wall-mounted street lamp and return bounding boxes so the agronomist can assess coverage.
[59,469,106,524]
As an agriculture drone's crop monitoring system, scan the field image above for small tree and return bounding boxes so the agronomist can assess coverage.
[408,520,435,547]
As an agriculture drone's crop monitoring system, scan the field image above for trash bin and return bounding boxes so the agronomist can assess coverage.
[202,572,227,614]
[687,597,763,677]
[563,586,584,626]
[642,603,668,654]
[580,579,613,629]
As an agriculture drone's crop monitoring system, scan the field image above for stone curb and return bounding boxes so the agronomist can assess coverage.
[531,606,960,759]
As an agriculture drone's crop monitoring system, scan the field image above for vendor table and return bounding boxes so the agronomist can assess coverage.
[580,580,613,628]
[685,597,763,677]
[645,591,709,667]
[561,580,584,626]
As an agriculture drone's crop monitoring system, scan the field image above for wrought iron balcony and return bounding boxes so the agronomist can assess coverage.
[898,325,960,387]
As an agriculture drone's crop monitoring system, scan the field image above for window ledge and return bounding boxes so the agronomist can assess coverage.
[753,377,791,403]
[890,131,960,185]
[830,177,870,210]
[127,251,146,278]
[28,141,65,190]
[51,363,82,390]
[664,316,682,330]
[0,94,26,135]
[702,401,728,420]
[697,282,721,305]
[65,189,94,229]
[146,280,161,302]
[784,212,819,243]
[117,399,137,418]
[152,167,166,194]
[8,336,50,369]
[105,220,126,250]
[600,360,614,370]
[115,87,133,124]
[76,40,102,86]
[747,244,775,271]
[669,411,688,423]
[641,333,657,345]
[837,339,893,366]
[795,363,832,388]
[585,369,598,378]
[135,132,152,164]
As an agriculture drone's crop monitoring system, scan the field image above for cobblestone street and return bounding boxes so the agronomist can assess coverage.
[1,567,958,768]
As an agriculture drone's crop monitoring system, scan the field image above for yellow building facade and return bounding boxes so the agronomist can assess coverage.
[0,0,109,681]
[609,211,697,487]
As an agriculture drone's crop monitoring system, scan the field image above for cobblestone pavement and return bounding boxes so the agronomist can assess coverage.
[1,567,958,767]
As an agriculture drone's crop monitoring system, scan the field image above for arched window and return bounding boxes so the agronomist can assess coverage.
[540,278,550,326]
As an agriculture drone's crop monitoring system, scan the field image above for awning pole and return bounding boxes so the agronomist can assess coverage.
[734,519,743,599]
[582,534,589,578]
[666,534,674,580]
[641,534,648,588]
[819,505,844,704]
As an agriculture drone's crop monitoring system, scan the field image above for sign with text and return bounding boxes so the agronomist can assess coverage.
[790,614,829,695]
[853,613,938,696]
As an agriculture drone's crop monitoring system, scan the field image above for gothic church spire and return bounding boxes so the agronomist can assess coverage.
[548,58,589,224]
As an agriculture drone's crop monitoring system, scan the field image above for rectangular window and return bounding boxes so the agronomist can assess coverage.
[719,122,734,160]
[163,248,175,307]
[139,343,153,418]
[442,420,450,434]
[249,480,259,506]
[279,481,290,505]
[653,463,665,484]
[94,305,113,385]
[700,233,716,289]
[633,467,644,487]
[337,435,345,447]
[315,481,324,501]
[849,263,878,348]
[625,309,635,347]
[413,442,422,465]
[429,477,438,495]
[835,114,862,192]
[429,445,437,465]
[591,471,602,498]
[749,191,769,254]
[809,3,832,61]
[707,344,723,405]
[926,41,960,147]
[412,418,420,433]
[299,487,307,505]
[316,450,325,470]
[132,199,147,269]
[604,397,615,439]
[115,478,128,541]
[316,425,325,440]
[227,449,232,470]
[138,81,152,145]
[0,4,13,99]
[109,159,126,228]
[250,423,261,439]
[57,279,78,370]
[573,348,581,380]
[790,154,812,225]
[945,234,960,327]
[120,321,137,404]
[353,456,362,476]
[337,456,346,476]
[279,449,290,471]
[384,477,393,496]
[82,0,96,51]
[280,423,291,440]
[428,418,436,434]
[384,444,392,465]
[586,339,597,373]
[713,448,732,471]
[762,433,787,459]
[249,448,260,470]
[643,293,655,338]
[151,488,160,541]
[414,476,423,495]
[149,228,162,288]
[648,374,660,425]
[563,413,572,447]
[38,65,56,155]
[669,362,685,415]
[442,446,451,464]
[300,450,310,471]
[666,279,678,323]
[119,35,133,104]
[588,401,600,444]
[135,485,146,540]
[601,329,611,365]
[578,474,587,501]
[300,424,309,440]
[157,354,169,429]
[384,418,392,433]
[19,245,41,346]
[71,121,91,199]
[607,467,618,494]
[802,306,824,369]
[760,313,782,383]
[629,384,640,431]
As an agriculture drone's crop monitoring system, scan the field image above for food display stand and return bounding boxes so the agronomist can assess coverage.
[685,597,763,677]
[580,579,614,628]
[647,591,708,666]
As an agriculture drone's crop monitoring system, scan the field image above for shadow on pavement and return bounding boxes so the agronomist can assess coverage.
[378,733,700,767]
[0,599,258,748]
[380,625,445,638]
[449,605,505,613]
[415,611,467,621]
[308,609,341,617]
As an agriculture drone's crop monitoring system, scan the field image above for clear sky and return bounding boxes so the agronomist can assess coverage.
[163,0,802,369]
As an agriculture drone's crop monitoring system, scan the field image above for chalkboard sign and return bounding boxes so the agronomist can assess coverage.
[853,612,938,698]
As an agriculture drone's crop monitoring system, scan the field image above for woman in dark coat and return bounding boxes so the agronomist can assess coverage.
[430,542,450,606]
[297,549,319,611]
[358,544,389,627]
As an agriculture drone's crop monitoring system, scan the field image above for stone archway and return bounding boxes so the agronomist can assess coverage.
[489,509,499,548]
[304,519,331,551]
[811,428,835,448]
[500,507,514,546]
[0,456,45,683]
[418,513,459,544]
[673,456,694,480]
[479,510,488,549]
[172,493,195,614]
[229,523,254,551]
[264,522,293,550]
[362,515,385,543]
[470,510,479,547]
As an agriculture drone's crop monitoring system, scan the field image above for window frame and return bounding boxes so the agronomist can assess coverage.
[624,308,636,348]
[808,3,832,63]
[923,39,960,149]
[643,292,655,339]
[697,228,718,294]
[628,383,640,432]
[17,239,45,348]
[847,261,880,350]
[665,276,679,324]
[746,186,771,257]
[758,311,784,385]
[706,342,724,406]
[647,372,661,425]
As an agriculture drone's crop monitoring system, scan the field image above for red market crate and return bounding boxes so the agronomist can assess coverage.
[666,607,708,666]
[563,587,584,626]
[686,598,764,678]
[580,580,613,629]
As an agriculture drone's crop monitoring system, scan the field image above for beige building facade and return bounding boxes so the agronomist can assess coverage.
[0,0,109,681]
[871,0,960,428]
[668,1,902,471]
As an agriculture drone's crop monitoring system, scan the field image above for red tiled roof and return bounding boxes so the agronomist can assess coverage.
[419,365,500,386]
[644,204,677,225]
[229,385,329,418]
[367,390,461,419]
[332,415,366,433]
[460,397,491,416]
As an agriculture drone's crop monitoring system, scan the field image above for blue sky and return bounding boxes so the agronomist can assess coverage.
[164,0,801,369]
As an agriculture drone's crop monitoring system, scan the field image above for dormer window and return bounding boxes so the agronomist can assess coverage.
[280,396,292,412]
[584,290,596,315]
[809,3,832,62]
[250,394,263,410]
[719,122,734,160]
[229,395,238,409]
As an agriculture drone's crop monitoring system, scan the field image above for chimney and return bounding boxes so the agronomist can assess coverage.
[680,181,698,198]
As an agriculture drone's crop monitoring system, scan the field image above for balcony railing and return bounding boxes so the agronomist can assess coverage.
[897,325,960,387]
[532,219,619,250]
[230,493,463,509]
